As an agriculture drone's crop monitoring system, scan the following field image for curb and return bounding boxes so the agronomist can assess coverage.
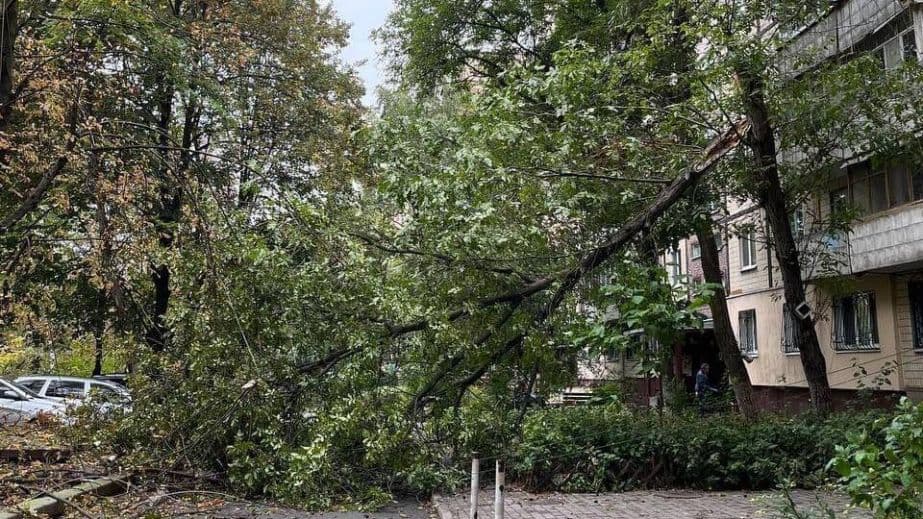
[0,476,126,518]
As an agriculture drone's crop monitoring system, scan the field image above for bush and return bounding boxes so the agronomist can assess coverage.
[512,404,880,492]
[831,397,923,518]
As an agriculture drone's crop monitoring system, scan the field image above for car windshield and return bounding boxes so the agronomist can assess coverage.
[14,381,45,399]
[0,378,44,399]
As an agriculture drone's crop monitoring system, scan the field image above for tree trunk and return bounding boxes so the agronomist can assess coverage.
[737,68,833,414]
[144,83,177,353]
[93,288,105,376]
[0,0,16,130]
[695,221,758,419]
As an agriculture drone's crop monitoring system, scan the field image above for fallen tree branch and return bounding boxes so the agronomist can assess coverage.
[448,118,750,396]
[298,119,749,379]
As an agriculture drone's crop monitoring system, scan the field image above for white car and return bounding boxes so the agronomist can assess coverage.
[0,377,67,425]
[14,376,131,413]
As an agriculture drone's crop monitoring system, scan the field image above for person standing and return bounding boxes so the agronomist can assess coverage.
[695,362,719,416]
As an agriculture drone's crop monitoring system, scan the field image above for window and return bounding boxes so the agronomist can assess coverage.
[888,163,911,207]
[89,383,117,396]
[833,292,880,351]
[830,159,923,216]
[715,232,724,250]
[790,206,805,237]
[666,247,682,285]
[829,187,848,215]
[45,380,86,398]
[848,162,887,213]
[857,11,917,69]
[739,310,758,357]
[873,26,917,69]
[739,231,758,271]
[910,282,923,351]
[18,380,45,393]
[782,303,801,354]
[691,241,701,260]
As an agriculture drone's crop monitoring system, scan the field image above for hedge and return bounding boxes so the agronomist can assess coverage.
[511,404,882,492]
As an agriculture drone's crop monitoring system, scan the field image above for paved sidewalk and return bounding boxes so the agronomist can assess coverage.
[171,499,434,518]
[434,489,870,519]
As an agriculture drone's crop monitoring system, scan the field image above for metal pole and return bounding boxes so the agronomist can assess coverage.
[469,452,480,519]
[494,459,504,519]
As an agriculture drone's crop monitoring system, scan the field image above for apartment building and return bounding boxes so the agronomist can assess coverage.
[721,0,923,407]
[577,0,923,410]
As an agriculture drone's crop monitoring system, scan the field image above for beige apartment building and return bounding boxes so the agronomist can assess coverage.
[718,0,923,406]
[574,0,923,410]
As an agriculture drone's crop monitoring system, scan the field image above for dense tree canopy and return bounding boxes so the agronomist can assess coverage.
[2,0,923,507]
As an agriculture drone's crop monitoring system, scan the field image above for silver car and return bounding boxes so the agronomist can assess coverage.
[0,377,67,425]
[14,375,131,413]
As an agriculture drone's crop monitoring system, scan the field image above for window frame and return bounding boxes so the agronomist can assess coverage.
[739,231,758,272]
[871,22,917,69]
[690,241,701,260]
[738,309,758,358]
[782,303,801,355]
[830,158,923,217]
[832,292,881,352]
[909,282,923,352]
[666,247,683,285]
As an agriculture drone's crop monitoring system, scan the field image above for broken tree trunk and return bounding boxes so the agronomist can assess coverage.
[737,68,833,414]
[695,220,758,419]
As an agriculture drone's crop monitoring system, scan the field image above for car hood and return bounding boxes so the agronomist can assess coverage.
[0,396,66,412]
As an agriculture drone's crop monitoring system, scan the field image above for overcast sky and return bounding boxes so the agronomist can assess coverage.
[329,0,395,107]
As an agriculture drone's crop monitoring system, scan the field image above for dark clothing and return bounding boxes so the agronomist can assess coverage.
[694,370,716,395]
[695,369,717,416]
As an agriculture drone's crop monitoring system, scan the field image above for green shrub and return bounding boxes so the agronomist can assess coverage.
[512,405,879,492]
[831,397,923,518]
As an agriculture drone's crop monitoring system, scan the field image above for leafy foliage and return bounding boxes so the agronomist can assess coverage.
[832,398,923,518]
[514,404,881,493]
[2,0,923,508]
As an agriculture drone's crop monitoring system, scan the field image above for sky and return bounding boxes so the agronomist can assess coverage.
[329,0,395,107]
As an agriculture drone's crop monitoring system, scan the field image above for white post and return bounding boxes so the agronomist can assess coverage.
[494,459,504,519]
[469,452,480,519]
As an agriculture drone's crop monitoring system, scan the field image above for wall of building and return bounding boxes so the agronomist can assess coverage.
[726,208,778,297]
[846,203,923,273]
[727,274,902,391]
[895,272,923,390]
[780,0,906,76]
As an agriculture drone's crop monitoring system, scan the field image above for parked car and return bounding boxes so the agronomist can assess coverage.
[0,377,67,425]
[14,376,131,413]
[92,373,129,388]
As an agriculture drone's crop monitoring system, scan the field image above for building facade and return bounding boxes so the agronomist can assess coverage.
[575,0,923,410]
[723,0,923,407]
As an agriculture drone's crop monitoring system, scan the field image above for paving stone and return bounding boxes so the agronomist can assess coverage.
[433,489,871,519]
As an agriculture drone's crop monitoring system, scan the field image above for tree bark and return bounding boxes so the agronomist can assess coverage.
[0,0,16,130]
[92,288,105,376]
[737,68,833,414]
[144,83,177,353]
[695,221,758,419]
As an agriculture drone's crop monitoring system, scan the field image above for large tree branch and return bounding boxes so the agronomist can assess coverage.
[0,91,82,234]
[409,301,520,413]
[535,118,750,325]
[446,118,750,402]
[298,119,749,378]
